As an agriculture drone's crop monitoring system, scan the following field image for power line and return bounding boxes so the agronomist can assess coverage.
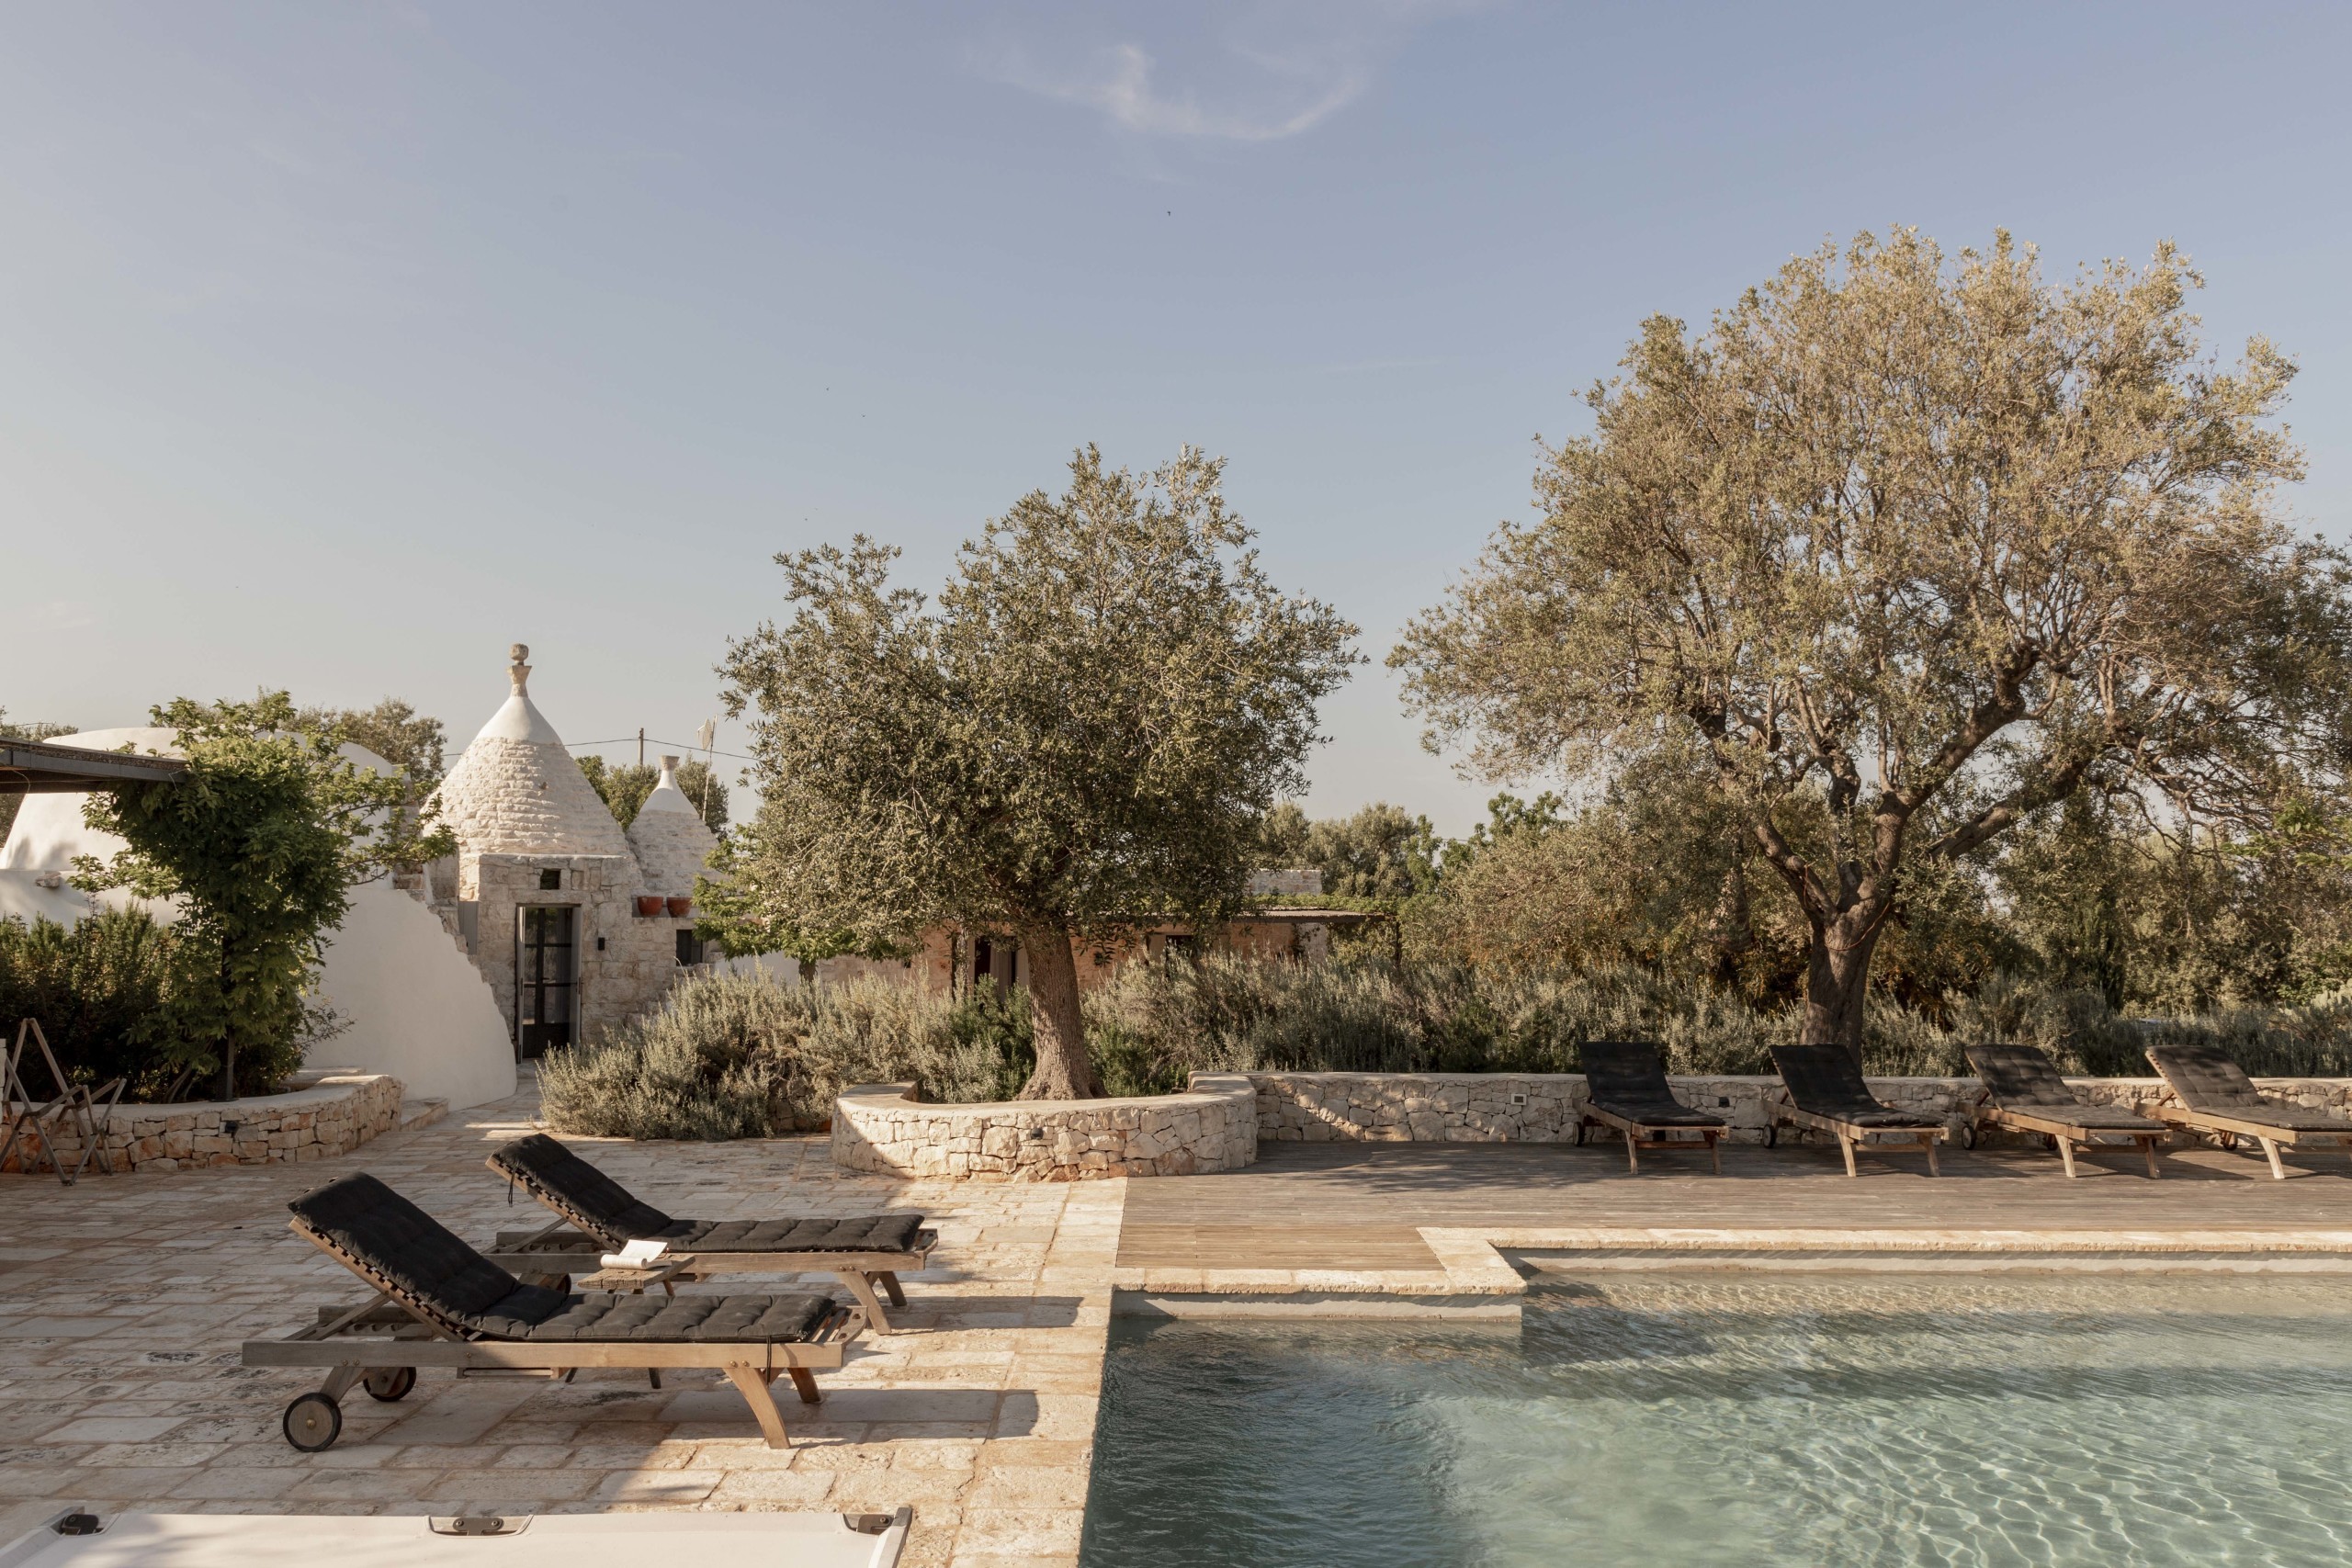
[566,737,760,763]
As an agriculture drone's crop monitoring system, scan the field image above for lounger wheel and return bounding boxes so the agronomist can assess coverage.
[363,1366,416,1402]
[1960,1121,1977,1149]
[283,1391,344,1452]
[1765,1122,1779,1148]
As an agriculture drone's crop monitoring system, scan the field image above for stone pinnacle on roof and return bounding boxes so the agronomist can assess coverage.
[430,643,629,858]
[628,754,719,894]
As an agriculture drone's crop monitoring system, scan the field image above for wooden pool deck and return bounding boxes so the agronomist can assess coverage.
[1116,1139,2352,1278]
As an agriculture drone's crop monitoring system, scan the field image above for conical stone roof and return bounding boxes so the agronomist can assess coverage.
[627,755,719,894]
[433,645,629,857]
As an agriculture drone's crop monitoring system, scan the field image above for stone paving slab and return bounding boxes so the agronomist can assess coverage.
[0,1084,1119,1568]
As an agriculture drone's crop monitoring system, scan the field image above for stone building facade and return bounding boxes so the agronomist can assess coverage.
[425,647,718,1057]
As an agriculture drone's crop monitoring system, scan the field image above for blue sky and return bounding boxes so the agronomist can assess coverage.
[6,2,2346,835]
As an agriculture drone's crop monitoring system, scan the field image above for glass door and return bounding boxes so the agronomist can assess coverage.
[515,905,576,1059]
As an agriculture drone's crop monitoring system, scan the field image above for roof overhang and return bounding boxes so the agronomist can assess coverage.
[0,739,189,794]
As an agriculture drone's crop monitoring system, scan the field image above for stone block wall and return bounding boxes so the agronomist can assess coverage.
[1248,1071,2352,1147]
[461,852,696,1047]
[832,1076,1260,1181]
[2,1073,406,1175]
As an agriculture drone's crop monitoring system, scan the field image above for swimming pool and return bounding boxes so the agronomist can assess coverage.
[1080,1274,2352,1566]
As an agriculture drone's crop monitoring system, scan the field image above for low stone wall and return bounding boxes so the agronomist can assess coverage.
[2,1073,407,1175]
[832,1076,1260,1181]
[1248,1071,2352,1147]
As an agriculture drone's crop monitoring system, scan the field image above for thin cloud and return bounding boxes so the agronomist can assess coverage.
[1032,41,1366,141]
[980,4,1481,142]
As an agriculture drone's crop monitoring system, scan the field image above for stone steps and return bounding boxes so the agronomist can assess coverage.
[399,1098,449,1133]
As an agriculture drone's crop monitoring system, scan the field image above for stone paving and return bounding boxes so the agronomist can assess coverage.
[0,1080,1119,1568]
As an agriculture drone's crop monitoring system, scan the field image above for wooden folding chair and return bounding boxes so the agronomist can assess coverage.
[0,1019,123,1185]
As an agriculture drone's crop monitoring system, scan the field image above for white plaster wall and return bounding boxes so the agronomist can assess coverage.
[312,881,517,1109]
[2,730,516,1110]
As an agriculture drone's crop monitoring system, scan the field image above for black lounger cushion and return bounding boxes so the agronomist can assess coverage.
[293,1173,563,1336]
[492,1134,675,1238]
[493,1133,925,1253]
[518,1292,831,1343]
[2147,1046,2352,1132]
[1770,1045,1941,1128]
[1579,1040,1726,1128]
[289,1174,833,1342]
[659,1216,928,1252]
[1966,1044,2165,1131]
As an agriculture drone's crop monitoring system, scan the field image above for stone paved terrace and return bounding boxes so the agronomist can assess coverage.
[0,1082,1114,1568]
[16,1089,2352,1565]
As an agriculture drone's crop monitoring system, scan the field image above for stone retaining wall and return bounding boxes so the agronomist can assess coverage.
[1248,1071,2352,1147]
[2,1073,406,1175]
[832,1076,1259,1181]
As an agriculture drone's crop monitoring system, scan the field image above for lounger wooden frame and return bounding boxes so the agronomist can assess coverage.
[481,1220,933,1334]
[2140,1104,2352,1180]
[1767,1102,1945,1177]
[243,1217,864,1449]
[1974,1105,2165,1179]
[1575,1106,1724,1175]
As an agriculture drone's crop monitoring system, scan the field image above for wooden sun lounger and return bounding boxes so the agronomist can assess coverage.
[2144,1044,2352,1179]
[485,1134,933,1332]
[1767,1044,1947,1177]
[242,1173,864,1451]
[1965,1043,2167,1178]
[1573,1040,1728,1174]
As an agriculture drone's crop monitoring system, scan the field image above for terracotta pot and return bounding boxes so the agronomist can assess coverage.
[634,895,666,917]
[666,896,694,918]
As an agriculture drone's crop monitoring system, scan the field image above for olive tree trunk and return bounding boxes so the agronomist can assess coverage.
[1016,922,1101,1100]
[1800,914,1886,1065]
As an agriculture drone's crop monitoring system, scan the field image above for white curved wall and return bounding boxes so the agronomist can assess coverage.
[312,881,517,1109]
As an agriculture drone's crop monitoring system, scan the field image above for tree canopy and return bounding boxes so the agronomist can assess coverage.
[74,692,455,1098]
[718,445,1359,1097]
[1394,229,2352,1053]
[1252,801,1441,902]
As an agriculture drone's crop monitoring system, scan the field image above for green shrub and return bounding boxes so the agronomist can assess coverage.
[538,969,1035,1139]
[0,908,306,1100]
[541,953,2352,1141]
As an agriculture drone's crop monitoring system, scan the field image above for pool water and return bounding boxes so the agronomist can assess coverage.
[1080,1274,2352,1567]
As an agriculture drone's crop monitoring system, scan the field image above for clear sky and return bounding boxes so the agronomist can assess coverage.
[6,2,2346,835]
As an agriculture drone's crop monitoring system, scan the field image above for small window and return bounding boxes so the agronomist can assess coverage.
[675,929,705,966]
[538,868,561,891]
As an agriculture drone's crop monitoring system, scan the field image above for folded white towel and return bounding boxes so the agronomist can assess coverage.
[596,1238,670,1270]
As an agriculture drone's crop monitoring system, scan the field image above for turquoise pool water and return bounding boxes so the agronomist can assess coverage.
[1080,1274,2352,1566]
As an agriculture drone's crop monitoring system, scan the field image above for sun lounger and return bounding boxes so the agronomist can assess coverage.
[2143,1044,2352,1179]
[1766,1044,1947,1176]
[1963,1043,2167,1178]
[481,1134,933,1332]
[1573,1040,1728,1173]
[241,1173,864,1451]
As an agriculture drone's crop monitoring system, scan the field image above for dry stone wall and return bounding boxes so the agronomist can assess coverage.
[2,1073,406,1175]
[1250,1071,2352,1147]
[832,1076,1259,1181]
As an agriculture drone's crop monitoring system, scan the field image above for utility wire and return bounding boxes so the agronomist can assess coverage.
[565,737,759,763]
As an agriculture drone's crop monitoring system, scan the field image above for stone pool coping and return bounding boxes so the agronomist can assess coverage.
[1113,1223,2352,1318]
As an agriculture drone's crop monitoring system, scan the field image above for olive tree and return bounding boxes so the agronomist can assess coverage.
[1395,230,2352,1056]
[719,445,1358,1098]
